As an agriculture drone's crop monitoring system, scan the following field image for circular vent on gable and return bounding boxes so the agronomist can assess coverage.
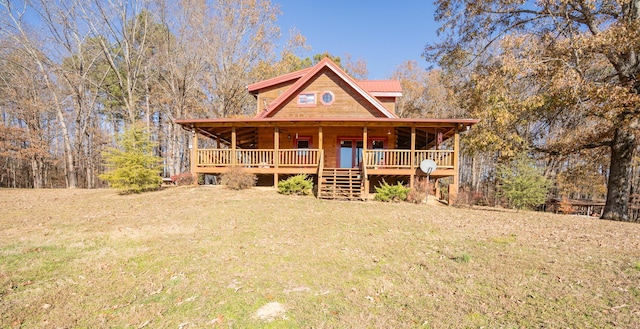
[320,91,334,105]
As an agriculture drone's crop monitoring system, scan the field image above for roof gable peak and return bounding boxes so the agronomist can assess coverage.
[257,57,398,119]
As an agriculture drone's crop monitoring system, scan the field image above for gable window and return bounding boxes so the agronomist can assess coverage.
[297,93,316,106]
[320,91,335,105]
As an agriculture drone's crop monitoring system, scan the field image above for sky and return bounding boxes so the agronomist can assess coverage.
[275,0,441,80]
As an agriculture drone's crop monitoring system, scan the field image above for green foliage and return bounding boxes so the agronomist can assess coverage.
[452,252,471,263]
[496,155,549,210]
[221,167,256,190]
[374,180,410,202]
[312,52,341,66]
[278,174,313,195]
[99,126,162,193]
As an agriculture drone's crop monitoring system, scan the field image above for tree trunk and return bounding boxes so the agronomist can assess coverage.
[601,123,637,221]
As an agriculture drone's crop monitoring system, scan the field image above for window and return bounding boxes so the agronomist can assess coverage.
[320,91,334,105]
[371,140,384,149]
[296,137,312,164]
[371,140,385,165]
[298,93,316,105]
[297,140,309,149]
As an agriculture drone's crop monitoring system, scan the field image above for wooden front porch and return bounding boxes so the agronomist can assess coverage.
[193,148,455,177]
[178,118,478,201]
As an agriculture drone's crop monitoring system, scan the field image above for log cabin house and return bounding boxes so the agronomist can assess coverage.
[176,58,477,201]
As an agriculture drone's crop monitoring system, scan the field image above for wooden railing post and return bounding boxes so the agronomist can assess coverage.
[274,127,279,187]
[318,126,323,167]
[317,150,324,197]
[362,153,369,200]
[231,126,237,167]
[450,126,460,205]
[410,126,416,188]
[190,127,198,185]
[362,126,369,199]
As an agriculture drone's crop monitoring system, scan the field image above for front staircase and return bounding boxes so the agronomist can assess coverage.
[318,168,363,200]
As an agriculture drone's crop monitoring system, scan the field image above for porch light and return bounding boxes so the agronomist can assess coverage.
[287,134,291,139]
[387,129,391,135]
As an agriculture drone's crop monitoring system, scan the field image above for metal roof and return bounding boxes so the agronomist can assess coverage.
[175,117,479,128]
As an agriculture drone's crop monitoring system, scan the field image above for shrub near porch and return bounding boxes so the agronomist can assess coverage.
[278,174,314,195]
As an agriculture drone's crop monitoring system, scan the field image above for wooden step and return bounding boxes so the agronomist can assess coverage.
[317,167,364,201]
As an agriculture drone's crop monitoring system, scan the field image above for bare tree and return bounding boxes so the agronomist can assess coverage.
[0,0,78,187]
[194,0,282,117]
[79,0,155,124]
[31,0,113,188]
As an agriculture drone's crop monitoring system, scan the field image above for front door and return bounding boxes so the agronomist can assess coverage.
[339,139,364,168]
[339,138,386,168]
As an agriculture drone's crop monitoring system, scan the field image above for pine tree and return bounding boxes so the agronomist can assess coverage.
[496,155,549,210]
[99,126,162,193]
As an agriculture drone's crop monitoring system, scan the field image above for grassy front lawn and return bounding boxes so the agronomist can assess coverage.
[1,187,638,328]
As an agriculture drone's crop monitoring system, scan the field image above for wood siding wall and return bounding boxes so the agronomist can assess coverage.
[255,81,296,116]
[269,68,387,119]
[376,96,396,115]
[257,126,396,167]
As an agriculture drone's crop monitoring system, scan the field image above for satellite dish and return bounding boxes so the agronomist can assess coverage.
[419,159,437,174]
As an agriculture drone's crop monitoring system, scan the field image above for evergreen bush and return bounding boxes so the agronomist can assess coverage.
[374,180,410,202]
[278,174,314,195]
[99,126,162,194]
[496,154,549,210]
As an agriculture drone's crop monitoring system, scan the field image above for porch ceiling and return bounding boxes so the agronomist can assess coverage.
[180,117,477,148]
[196,126,257,148]
[395,126,457,150]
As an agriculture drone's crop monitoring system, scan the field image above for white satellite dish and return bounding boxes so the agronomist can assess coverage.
[419,159,437,174]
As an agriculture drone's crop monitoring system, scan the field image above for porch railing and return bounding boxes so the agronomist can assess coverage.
[198,149,232,166]
[197,148,320,168]
[414,150,454,168]
[197,149,452,170]
[364,150,454,169]
[365,150,411,168]
[236,149,275,167]
[278,149,319,167]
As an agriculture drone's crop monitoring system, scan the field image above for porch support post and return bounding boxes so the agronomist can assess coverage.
[362,126,369,198]
[362,126,368,164]
[318,126,323,155]
[190,127,198,185]
[274,127,279,187]
[449,126,460,205]
[231,126,237,166]
[317,126,323,198]
[410,126,416,188]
